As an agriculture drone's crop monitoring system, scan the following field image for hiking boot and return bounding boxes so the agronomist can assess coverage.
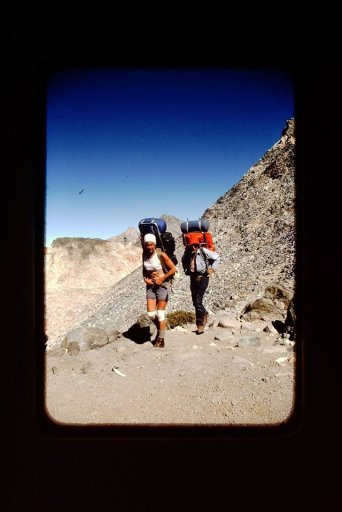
[152,333,159,345]
[196,325,205,335]
[154,337,165,348]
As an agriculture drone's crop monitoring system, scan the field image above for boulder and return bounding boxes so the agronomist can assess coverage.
[61,326,109,352]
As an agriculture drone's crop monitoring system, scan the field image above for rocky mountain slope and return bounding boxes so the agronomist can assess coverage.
[45,233,143,342]
[202,117,295,303]
[45,118,296,348]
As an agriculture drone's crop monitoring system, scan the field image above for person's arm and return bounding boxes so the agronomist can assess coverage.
[154,252,176,284]
[210,251,220,270]
[181,252,188,272]
[182,249,191,274]
[203,248,220,273]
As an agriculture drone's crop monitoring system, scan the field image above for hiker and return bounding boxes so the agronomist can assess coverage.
[182,242,220,334]
[142,233,176,347]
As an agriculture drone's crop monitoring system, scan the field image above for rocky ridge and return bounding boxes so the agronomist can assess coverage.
[46,118,296,349]
[202,117,296,303]
[45,233,143,342]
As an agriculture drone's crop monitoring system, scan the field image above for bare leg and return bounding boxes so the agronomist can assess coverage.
[147,298,159,331]
[156,299,167,333]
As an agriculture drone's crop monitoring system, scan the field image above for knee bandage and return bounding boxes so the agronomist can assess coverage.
[157,310,166,321]
[147,311,157,320]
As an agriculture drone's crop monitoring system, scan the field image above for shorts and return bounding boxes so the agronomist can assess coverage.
[146,282,170,301]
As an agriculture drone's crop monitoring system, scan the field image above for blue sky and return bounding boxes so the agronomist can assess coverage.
[46,68,294,246]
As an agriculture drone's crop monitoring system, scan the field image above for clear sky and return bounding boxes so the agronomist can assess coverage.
[46,67,294,247]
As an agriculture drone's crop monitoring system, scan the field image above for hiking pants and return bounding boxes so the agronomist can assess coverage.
[190,274,209,326]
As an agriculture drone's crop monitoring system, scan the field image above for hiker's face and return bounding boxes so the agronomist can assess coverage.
[145,242,156,254]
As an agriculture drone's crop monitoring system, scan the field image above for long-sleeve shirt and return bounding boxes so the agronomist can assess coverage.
[182,247,220,275]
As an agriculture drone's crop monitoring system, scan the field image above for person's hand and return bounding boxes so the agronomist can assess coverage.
[153,276,164,285]
[207,268,214,276]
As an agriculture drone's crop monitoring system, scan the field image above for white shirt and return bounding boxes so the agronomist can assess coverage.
[143,252,163,272]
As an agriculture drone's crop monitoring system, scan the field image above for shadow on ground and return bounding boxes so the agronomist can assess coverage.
[122,323,151,344]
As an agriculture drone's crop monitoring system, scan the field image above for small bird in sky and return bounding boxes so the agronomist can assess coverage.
[78,189,84,195]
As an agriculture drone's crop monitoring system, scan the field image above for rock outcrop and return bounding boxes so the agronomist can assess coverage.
[45,236,143,341]
[202,117,295,305]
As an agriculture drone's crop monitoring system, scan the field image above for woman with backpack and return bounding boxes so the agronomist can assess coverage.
[142,233,176,347]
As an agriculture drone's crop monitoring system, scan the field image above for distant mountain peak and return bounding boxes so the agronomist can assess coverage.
[108,227,139,244]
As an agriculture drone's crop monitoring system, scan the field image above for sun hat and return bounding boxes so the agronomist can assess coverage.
[144,233,156,245]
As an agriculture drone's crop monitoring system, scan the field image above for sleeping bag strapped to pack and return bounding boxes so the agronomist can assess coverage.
[180,219,209,233]
[180,219,216,251]
[138,217,178,265]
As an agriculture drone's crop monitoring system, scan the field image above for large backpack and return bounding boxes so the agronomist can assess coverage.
[138,217,178,265]
[180,219,216,251]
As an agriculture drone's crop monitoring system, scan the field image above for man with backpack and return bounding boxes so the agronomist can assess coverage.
[181,242,220,334]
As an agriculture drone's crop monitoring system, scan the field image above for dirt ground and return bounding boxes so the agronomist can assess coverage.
[45,322,296,427]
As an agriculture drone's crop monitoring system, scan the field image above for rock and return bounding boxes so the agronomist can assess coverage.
[108,330,121,342]
[217,317,241,329]
[285,296,296,340]
[67,341,80,355]
[214,331,237,345]
[263,323,278,334]
[61,326,109,351]
[237,336,262,348]
[240,297,287,322]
